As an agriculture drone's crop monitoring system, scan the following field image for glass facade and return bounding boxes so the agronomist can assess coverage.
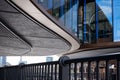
[37,0,79,34]
[37,0,120,44]
[113,0,120,42]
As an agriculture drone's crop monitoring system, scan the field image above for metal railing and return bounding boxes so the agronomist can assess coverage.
[0,61,59,80]
[0,54,120,80]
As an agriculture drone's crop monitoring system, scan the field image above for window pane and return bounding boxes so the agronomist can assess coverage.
[72,0,79,35]
[113,0,120,42]
[86,0,96,43]
[96,0,113,42]
[53,0,60,19]
[78,1,84,41]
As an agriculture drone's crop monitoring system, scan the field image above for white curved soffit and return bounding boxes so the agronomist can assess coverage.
[8,0,80,55]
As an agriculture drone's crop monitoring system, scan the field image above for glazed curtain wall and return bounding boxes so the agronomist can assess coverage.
[79,0,120,44]
[37,0,79,35]
[80,0,113,44]
[37,0,120,44]
[113,0,120,42]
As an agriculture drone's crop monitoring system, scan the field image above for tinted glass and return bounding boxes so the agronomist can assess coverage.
[96,0,113,42]
[113,0,120,42]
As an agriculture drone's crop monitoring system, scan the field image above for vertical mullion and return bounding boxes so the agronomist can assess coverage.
[112,0,114,41]
[83,0,87,42]
[95,0,99,42]
[77,0,80,38]
[60,0,65,24]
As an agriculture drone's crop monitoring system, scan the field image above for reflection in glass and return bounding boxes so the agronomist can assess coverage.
[108,60,117,80]
[96,0,112,42]
[83,62,88,80]
[53,0,60,19]
[70,63,74,80]
[78,1,84,41]
[72,0,79,35]
[37,0,79,35]
[85,0,96,43]
[99,61,106,80]
[36,0,116,44]
[90,61,96,80]
[113,0,120,42]
[77,63,81,80]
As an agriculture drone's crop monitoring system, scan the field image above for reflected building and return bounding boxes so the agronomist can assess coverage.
[37,0,120,45]
[46,57,53,62]
[0,56,6,67]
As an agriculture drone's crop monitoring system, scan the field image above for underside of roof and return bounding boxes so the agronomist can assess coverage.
[0,0,80,56]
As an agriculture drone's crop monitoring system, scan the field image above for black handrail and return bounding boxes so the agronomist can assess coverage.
[0,54,120,80]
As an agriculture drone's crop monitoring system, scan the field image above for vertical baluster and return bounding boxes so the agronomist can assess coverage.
[96,61,99,80]
[117,58,120,80]
[74,63,77,80]
[106,60,109,80]
[51,65,53,80]
[81,62,83,80]
[55,64,57,80]
[88,61,91,80]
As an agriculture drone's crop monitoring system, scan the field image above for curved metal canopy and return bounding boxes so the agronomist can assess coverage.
[0,0,80,56]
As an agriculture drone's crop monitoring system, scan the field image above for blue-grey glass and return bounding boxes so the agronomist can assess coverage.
[113,0,120,42]
[85,0,96,43]
[37,0,79,36]
[72,0,79,34]
[52,0,60,19]
[96,0,112,42]
[65,0,72,30]
[78,5,83,41]
[59,0,65,24]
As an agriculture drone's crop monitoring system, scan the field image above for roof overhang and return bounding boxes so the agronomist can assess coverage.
[0,0,80,55]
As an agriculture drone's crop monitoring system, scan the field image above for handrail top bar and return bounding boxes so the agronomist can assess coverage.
[65,53,120,64]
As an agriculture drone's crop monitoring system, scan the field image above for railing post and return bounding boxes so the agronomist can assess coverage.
[59,56,70,80]
[4,67,6,80]
[117,58,120,80]
[19,63,24,80]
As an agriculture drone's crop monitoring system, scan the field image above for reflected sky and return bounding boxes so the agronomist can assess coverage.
[6,56,59,65]
[96,0,112,25]
[113,0,120,42]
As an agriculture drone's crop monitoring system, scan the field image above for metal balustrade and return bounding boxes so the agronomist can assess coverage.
[0,54,120,80]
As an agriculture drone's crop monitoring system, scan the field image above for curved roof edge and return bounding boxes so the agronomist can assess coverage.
[7,0,80,55]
